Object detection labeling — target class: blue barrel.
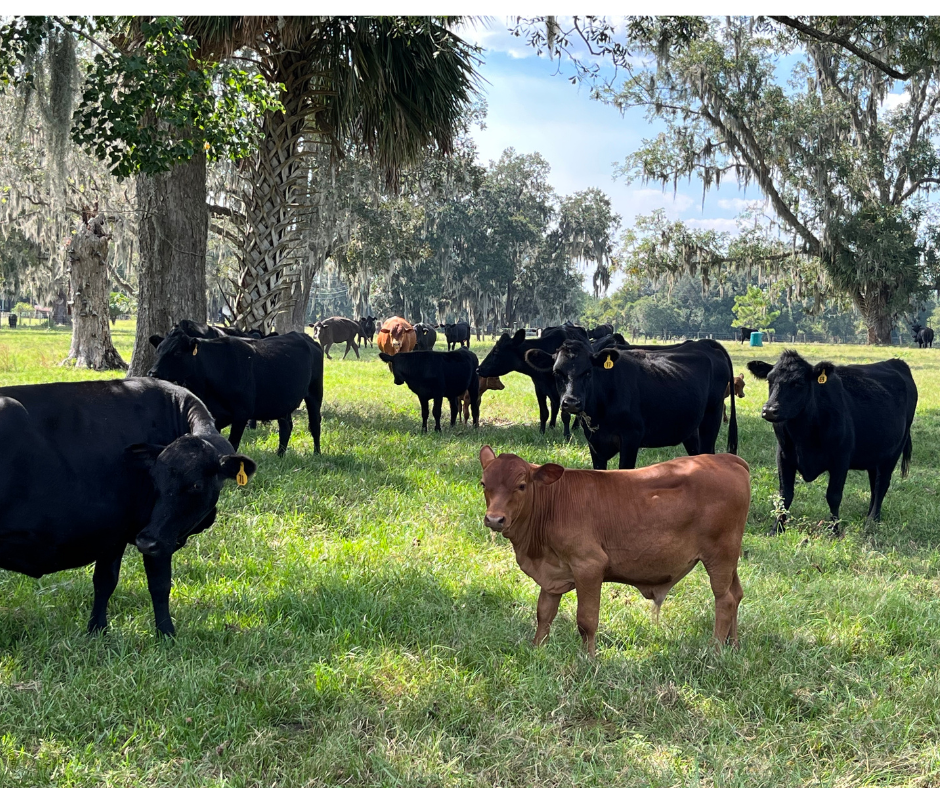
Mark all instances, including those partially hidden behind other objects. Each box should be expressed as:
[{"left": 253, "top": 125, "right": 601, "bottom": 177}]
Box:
[{"left": 749, "top": 331, "right": 763, "bottom": 347}]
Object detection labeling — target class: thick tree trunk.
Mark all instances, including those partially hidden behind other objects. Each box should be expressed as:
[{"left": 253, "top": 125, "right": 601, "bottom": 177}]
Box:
[
  {"left": 856, "top": 287, "right": 895, "bottom": 345},
  {"left": 63, "top": 211, "right": 126, "bottom": 370},
  {"left": 128, "top": 154, "right": 208, "bottom": 377}
]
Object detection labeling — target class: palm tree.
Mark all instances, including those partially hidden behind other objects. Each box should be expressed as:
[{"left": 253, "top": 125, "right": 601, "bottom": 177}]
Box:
[{"left": 187, "top": 16, "right": 480, "bottom": 332}]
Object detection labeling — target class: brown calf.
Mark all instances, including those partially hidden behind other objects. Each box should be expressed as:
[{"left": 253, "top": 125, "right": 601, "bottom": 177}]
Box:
[
  {"left": 479, "top": 446, "right": 749, "bottom": 656},
  {"left": 723, "top": 373, "right": 746, "bottom": 423},
  {"left": 461, "top": 376, "right": 505, "bottom": 422}
]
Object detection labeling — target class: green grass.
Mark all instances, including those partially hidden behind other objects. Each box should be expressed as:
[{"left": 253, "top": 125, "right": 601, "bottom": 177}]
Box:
[{"left": 1, "top": 327, "right": 940, "bottom": 786}]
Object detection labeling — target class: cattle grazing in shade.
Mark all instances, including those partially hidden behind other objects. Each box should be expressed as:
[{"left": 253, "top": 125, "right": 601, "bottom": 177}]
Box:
[
  {"left": 739, "top": 326, "right": 757, "bottom": 344},
  {"left": 748, "top": 350, "right": 917, "bottom": 535},
  {"left": 377, "top": 317, "right": 417, "bottom": 356},
  {"left": 479, "top": 447, "right": 749, "bottom": 655},
  {"left": 0, "top": 378, "right": 257, "bottom": 635},
  {"left": 379, "top": 348, "right": 480, "bottom": 431},
  {"left": 440, "top": 320, "right": 471, "bottom": 350},
  {"left": 526, "top": 339, "right": 737, "bottom": 470},
  {"left": 414, "top": 322, "right": 438, "bottom": 351},
  {"left": 587, "top": 323, "right": 614, "bottom": 340},
  {"left": 7, "top": 314, "right": 16, "bottom": 328},
  {"left": 148, "top": 319, "right": 270, "bottom": 348},
  {"left": 309, "top": 316, "right": 361, "bottom": 359},
  {"left": 461, "top": 375, "right": 505, "bottom": 422},
  {"left": 911, "top": 323, "right": 934, "bottom": 348},
  {"left": 358, "top": 315, "right": 377, "bottom": 347},
  {"left": 149, "top": 330, "right": 323, "bottom": 455},
  {"left": 478, "top": 326, "right": 584, "bottom": 439},
  {"left": 723, "top": 373, "right": 746, "bottom": 423}
]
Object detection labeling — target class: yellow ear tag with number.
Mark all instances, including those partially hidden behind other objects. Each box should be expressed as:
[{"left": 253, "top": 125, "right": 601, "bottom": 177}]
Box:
[
  {"left": 236, "top": 462, "right": 248, "bottom": 486},
  {"left": 818, "top": 372, "right": 827, "bottom": 384},
  {"left": 603, "top": 356, "right": 614, "bottom": 370},
  {"left": 192, "top": 344, "right": 198, "bottom": 356}
]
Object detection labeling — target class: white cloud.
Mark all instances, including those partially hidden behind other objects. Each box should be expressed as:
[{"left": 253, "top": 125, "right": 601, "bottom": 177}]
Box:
[
  {"left": 882, "top": 91, "right": 909, "bottom": 112},
  {"left": 686, "top": 218, "right": 741, "bottom": 233},
  {"left": 717, "top": 197, "right": 764, "bottom": 213}
]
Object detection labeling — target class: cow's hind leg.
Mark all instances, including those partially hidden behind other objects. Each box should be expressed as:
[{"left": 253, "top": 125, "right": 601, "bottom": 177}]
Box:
[
  {"left": 142, "top": 553, "right": 175, "bottom": 636},
  {"left": 825, "top": 464, "right": 849, "bottom": 535},
  {"left": 573, "top": 564, "right": 605, "bottom": 657},
  {"left": 88, "top": 545, "right": 126, "bottom": 633},
  {"left": 534, "top": 589, "right": 562, "bottom": 646},
  {"left": 432, "top": 398, "right": 443, "bottom": 432},
  {"left": 867, "top": 463, "right": 896, "bottom": 522},
  {"left": 682, "top": 433, "right": 702, "bottom": 456},
  {"left": 276, "top": 415, "right": 293, "bottom": 455},
  {"left": 448, "top": 397, "right": 460, "bottom": 427}
]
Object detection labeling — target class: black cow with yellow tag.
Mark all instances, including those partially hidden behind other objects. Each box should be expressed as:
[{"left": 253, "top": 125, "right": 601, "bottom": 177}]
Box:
[
  {"left": 525, "top": 338, "right": 738, "bottom": 470},
  {"left": 0, "top": 378, "right": 256, "bottom": 635},
  {"left": 748, "top": 350, "right": 917, "bottom": 534},
  {"left": 148, "top": 330, "right": 323, "bottom": 455}
]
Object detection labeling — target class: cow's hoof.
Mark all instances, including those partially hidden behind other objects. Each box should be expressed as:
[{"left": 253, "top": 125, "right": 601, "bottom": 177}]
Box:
[
  {"left": 87, "top": 620, "right": 107, "bottom": 635},
  {"left": 157, "top": 623, "right": 176, "bottom": 638}
]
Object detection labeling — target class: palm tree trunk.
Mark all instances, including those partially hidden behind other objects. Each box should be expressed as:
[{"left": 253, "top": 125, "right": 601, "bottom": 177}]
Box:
[
  {"left": 63, "top": 211, "right": 126, "bottom": 370},
  {"left": 128, "top": 153, "right": 208, "bottom": 376}
]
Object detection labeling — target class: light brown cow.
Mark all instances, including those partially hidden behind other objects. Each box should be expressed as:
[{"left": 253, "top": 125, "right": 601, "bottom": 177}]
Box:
[
  {"left": 723, "top": 373, "right": 746, "bottom": 423},
  {"left": 461, "top": 376, "right": 505, "bottom": 422},
  {"left": 377, "top": 317, "right": 416, "bottom": 356},
  {"left": 479, "top": 446, "right": 749, "bottom": 656}
]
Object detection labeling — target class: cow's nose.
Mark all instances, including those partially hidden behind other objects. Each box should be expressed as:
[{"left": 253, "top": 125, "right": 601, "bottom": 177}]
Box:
[
  {"left": 484, "top": 514, "right": 506, "bottom": 531},
  {"left": 761, "top": 404, "right": 780, "bottom": 422},
  {"left": 135, "top": 536, "right": 160, "bottom": 556},
  {"left": 561, "top": 396, "right": 582, "bottom": 413}
]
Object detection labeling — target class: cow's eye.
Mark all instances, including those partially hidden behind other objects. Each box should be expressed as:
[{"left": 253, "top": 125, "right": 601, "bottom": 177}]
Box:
[
  {"left": 192, "top": 481, "right": 204, "bottom": 492},
  {"left": 518, "top": 483, "right": 526, "bottom": 491}
]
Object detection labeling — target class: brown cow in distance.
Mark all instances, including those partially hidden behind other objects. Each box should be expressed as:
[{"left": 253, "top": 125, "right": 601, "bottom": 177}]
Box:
[
  {"left": 461, "top": 376, "right": 504, "bottom": 422},
  {"left": 723, "top": 373, "right": 746, "bottom": 423},
  {"left": 479, "top": 446, "right": 749, "bottom": 656},
  {"left": 377, "top": 317, "right": 416, "bottom": 356},
  {"left": 308, "top": 316, "right": 361, "bottom": 360}
]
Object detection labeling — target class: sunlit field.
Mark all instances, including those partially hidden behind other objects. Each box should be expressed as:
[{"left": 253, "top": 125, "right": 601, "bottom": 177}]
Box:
[{"left": 2, "top": 325, "right": 940, "bottom": 786}]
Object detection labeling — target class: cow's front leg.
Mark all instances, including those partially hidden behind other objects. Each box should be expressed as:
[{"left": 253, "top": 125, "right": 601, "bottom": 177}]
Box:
[
  {"left": 773, "top": 448, "right": 798, "bottom": 536},
  {"left": 432, "top": 398, "right": 443, "bottom": 432},
  {"left": 826, "top": 464, "right": 849, "bottom": 536},
  {"left": 276, "top": 415, "right": 293, "bottom": 455},
  {"left": 88, "top": 546, "right": 126, "bottom": 633},
  {"left": 548, "top": 395, "right": 560, "bottom": 430},
  {"left": 420, "top": 398, "right": 430, "bottom": 432},
  {"left": 536, "top": 394, "right": 549, "bottom": 434},
  {"left": 534, "top": 589, "right": 562, "bottom": 646},
  {"left": 142, "top": 553, "right": 175, "bottom": 636},
  {"left": 573, "top": 565, "right": 605, "bottom": 657},
  {"left": 617, "top": 437, "right": 640, "bottom": 470},
  {"left": 448, "top": 397, "right": 460, "bottom": 426},
  {"left": 228, "top": 420, "right": 249, "bottom": 452}
]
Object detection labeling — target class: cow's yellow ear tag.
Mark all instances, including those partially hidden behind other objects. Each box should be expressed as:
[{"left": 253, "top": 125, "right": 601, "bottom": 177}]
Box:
[
  {"left": 192, "top": 344, "right": 198, "bottom": 356},
  {"left": 818, "top": 372, "right": 827, "bottom": 384},
  {"left": 603, "top": 356, "right": 614, "bottom": 370},
  {"left": 236, "top": 462, "right": 248, "bottom": 486}
]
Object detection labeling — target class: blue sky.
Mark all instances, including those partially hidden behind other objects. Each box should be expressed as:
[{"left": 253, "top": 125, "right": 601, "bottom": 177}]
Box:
[{"left": 459, "top": 20, "right": 762, "bottom": 245}]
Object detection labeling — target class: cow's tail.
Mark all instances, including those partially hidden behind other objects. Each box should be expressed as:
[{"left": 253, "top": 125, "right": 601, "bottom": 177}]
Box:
[
  {"left": 727, "top": 373, "right": 739, "bottom": 455},
  {"left": 901, "top": 427, "right": 912, "bottom": 478}
]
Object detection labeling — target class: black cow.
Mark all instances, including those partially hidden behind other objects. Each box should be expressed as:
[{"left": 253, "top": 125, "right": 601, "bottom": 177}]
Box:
[
  {"left": 414, "top": 322, "right": 438, "bottom": 351},
  {"left": 587, "top": 323, "right": 614, "bottom": 340},
  {"left": 478, "top": 327, "right": 584, "bottom": 439},
  {"left": 358, "top": 315, "right": 377, "bottom": 348},
  {"left": 748, "top": 350, "right": 917, "bottom": 535},
  {"left": 0, "top": 378, "right": 257, "bottom": 634},
  {"left": 526, "top": 339, "right": 738, "bottom": 470},
  {"left": 149, "top": 319, "right": 268, "bottom": 347},
  {"left": 7, "top": 314, "right": 16, "bottom": 329},
  {"left": 739, "top": 327, "right": 757, "bottom": 344},
  {"left": 911, "top": 323, "right": 934, "bottom": 348},
  {"left": 149, "top": 330, "right": 323, "bottom": 455},
  {"left": 440, "top": 321, "right": 471, "bottom": 350},
  {"left": 379, "top": 348, "right": 480, "bottom": 432}
]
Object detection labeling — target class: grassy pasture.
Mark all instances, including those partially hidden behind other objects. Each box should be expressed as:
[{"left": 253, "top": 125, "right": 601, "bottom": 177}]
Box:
[{"left": 1, "top": 326, "right": 940, "bottom": 786}]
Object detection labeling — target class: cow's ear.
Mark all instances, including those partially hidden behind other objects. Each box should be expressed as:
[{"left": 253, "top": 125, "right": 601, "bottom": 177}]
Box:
[
  {"left": 378, "top": 352, "right": 393, "bottom": 363},
  {"left": 812, "top": 361, "right": 835, "bottom": 384},
  {"left": 511, "top": 329, "right": 526, "bottom": 345},
  {"left": 479, "top": 445, "right": 496, "bottom": 468},
  {"left": 125, "top": 443, "right": 165, "bottom": 470},
  {"left": 149, "top": 334, "right": 164, "bottom": 348},
  {"left": 219, "top": 454, "right": 257, "bottom": 485},
  {"left": 525, "top": 348, "right": 554, "bottom": 372},
  {"left": 612, "top": 333, "right": 627, "bottom": 345},
  {"left": 747, "top": 360, "right": 773, "bottom": 379},
  {"left": 533, "top": 463, "right": 564, "bottom": 486},
  {"left": 591, "top": 349, "right": 620, "bottom": 368}
]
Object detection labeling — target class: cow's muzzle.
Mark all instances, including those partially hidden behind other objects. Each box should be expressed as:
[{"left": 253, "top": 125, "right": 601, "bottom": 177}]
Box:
[
  {"left": 484, "top": 514, "right": 506, "bottom": 532},
  {"left": 135, "top": 534, "right": 165, "bottom": 557},
  {"left": 761, "top": 405, "right": 782, "bottom": 423},
  {"left": 560, "top": 396, "right": 583, "bottom": 415}
]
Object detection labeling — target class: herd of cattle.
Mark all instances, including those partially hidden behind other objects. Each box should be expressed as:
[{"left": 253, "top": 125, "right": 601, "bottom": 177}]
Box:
[{"left": 0, "top": 313, "right": 923, "bottom": 654}]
